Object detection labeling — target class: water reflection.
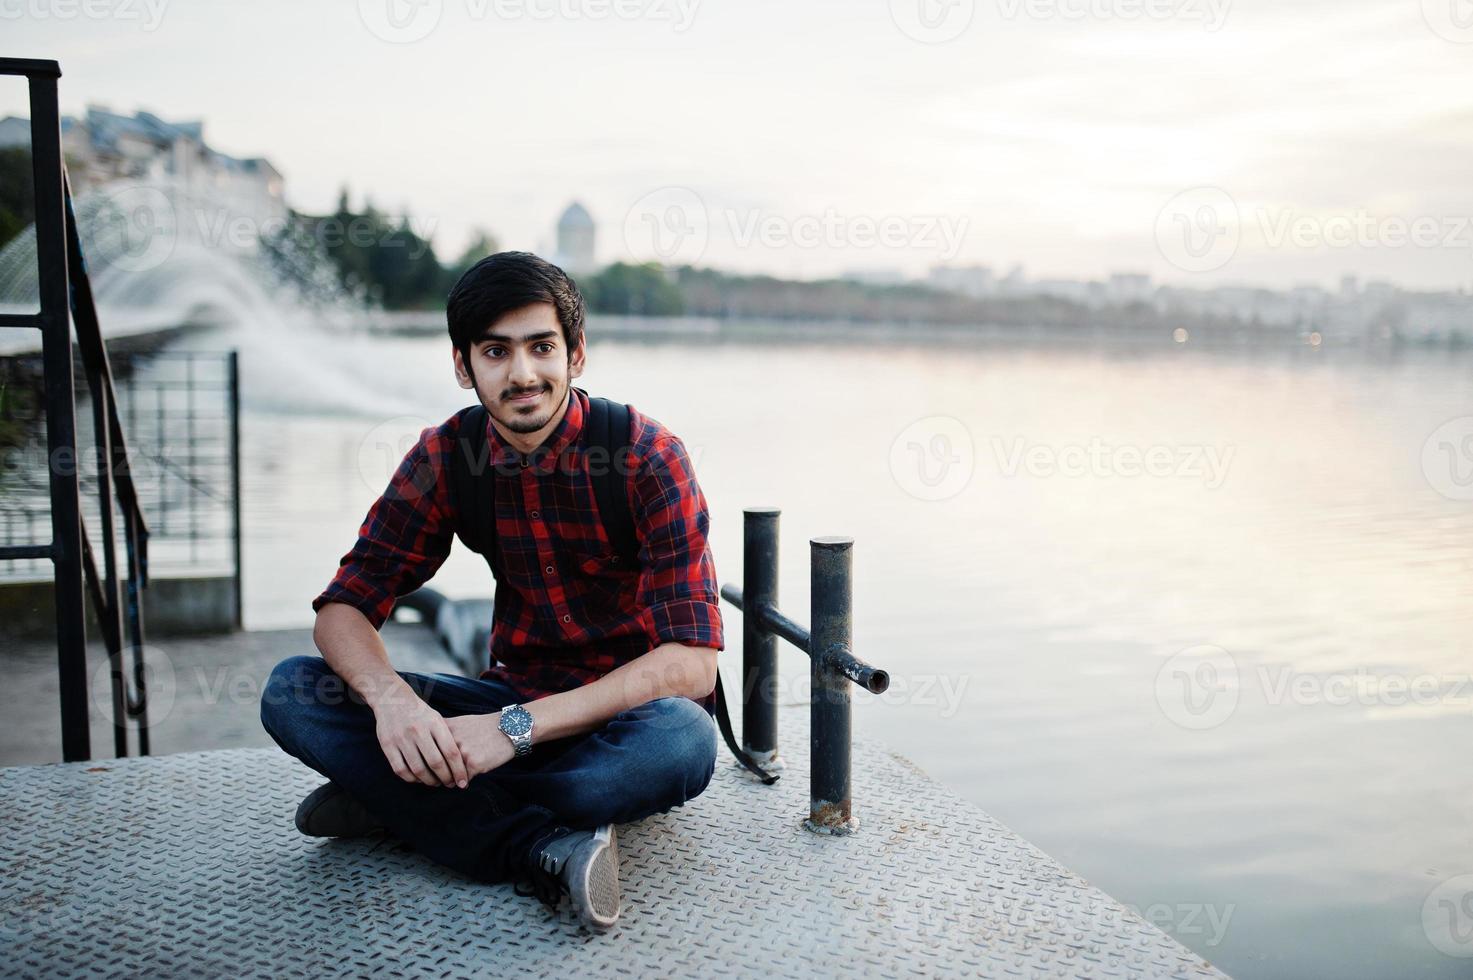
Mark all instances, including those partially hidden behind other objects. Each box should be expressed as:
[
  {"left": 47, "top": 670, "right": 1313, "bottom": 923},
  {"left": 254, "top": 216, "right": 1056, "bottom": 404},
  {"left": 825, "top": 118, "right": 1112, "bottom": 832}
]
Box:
[{"left": 168, "top": 322, "right": 1473, "bottom": 979}]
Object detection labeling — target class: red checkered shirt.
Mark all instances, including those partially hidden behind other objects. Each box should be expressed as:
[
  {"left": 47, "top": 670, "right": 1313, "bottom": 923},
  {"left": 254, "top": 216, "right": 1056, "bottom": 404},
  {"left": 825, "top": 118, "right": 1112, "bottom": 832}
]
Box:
[{"left": 313, "top": 386, "right": 724, "bottom": 714}]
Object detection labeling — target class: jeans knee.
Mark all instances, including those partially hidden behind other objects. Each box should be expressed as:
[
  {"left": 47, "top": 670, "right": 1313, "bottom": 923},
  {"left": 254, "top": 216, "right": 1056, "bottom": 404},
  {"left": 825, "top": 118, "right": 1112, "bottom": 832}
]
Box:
[
  {"left": 648, "top": 697, "right": 718, "bottom": 796},
  {"left": 259, "top": 654, "right": 332, "bottom": 736}
]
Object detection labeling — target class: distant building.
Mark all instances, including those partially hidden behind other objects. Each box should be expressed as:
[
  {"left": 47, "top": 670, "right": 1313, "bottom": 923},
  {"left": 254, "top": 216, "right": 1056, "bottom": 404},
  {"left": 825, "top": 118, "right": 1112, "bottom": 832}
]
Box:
[
  {"left": 1030, "top": 278, "right": 1092, "bottom": 304},
  {"left": 0, "top": 116, "right": 29, "bottom": 150},
  {"left": 1106, "top": 272, "right": 1152, "bottom": 304},
  {"left": 928, "top": 263, "right": 994, "bottom": 298},
  {"left": 554, "top": 201, "right": 596, "bottom": 274},
  {"left": 0, "top": 105, "right": 285, "bottom": 224},
  {"left": 840, "top": 266, "right": 908, "bottom": 285},
  {"left": 998, "top": 264, "right": 1027, "bottom": 295}
]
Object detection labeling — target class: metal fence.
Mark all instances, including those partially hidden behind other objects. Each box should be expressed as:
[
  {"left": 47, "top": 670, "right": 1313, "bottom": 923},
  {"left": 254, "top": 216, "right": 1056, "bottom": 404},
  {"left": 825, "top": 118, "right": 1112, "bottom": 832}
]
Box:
[{"left": 1, "top": 349, "right": 241, "bottom": 593}]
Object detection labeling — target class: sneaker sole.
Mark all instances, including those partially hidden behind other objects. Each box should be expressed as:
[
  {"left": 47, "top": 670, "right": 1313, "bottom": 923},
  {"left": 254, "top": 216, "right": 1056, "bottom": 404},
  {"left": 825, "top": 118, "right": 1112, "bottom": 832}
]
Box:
[{"left": 566, "top": 824, "right": 621, "bottom": 931}]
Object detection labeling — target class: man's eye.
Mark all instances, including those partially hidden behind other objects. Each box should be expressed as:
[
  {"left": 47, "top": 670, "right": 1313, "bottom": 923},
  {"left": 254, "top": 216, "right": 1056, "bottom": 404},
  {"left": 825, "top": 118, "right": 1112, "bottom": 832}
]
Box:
[
  {"left": 483, "top": 347, "right": 504, "bottom": 358},
  {"left": 535, "top": 343, "right": 555, "bottom": 354}
]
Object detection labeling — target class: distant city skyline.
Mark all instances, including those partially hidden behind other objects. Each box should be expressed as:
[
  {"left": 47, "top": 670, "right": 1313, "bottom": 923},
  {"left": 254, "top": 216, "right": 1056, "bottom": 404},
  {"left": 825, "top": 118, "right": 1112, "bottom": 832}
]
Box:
[{"left": 4, "top": 0, "right": 1472, "bottom": 292}]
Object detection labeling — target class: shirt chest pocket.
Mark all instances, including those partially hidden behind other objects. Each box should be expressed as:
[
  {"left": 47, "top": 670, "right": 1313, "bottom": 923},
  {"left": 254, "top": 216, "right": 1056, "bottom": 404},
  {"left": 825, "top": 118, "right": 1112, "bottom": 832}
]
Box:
[
  {"left": 573, "top": 548, "right": 629, "bottom": 577},
  {"left": 568, "top": 548, "right": 635, "bottom": 602}
]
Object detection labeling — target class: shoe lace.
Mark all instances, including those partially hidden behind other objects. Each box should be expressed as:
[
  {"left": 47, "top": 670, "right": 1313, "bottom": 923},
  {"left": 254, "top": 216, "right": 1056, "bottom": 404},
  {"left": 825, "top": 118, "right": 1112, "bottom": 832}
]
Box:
[{"left": 513, "top": 826, "right": 572, "bottom": 911}]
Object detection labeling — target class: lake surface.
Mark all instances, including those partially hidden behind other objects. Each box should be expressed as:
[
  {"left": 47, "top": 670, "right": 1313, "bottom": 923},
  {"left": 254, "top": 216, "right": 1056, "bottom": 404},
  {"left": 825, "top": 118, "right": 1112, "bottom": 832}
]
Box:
[{"left": 164, "top": 320, "right": 1473, "bottom": 979}]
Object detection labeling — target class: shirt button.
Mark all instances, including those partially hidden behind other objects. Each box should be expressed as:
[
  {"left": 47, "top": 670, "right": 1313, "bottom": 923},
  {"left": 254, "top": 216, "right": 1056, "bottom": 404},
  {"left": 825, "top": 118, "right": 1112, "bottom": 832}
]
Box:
[
  {"left": 562, "top": 614, "right": 571, "bottom": 623},
  {"left": 530, "top": 510, "right": 539, "bottom": 520},
  {"left": 545, "top": 565, "right": 554, "bottom": 575}
]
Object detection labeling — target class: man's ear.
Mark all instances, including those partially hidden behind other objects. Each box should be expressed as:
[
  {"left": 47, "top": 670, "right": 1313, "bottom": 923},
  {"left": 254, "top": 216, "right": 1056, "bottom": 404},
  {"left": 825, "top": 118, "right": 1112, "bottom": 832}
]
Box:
[
  {"left": 568, "top": 335, "right": 587, "bottom": 380},
  {"left": 452, "top": 346, "right": 475, "bottom": 389}
]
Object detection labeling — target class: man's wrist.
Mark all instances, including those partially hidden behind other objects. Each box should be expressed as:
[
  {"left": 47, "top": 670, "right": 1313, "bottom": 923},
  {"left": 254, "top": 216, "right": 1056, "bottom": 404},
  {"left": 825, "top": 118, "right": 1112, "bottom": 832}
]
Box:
[{"left": 362, "top": 674, "right": 415, "bottom": 712}]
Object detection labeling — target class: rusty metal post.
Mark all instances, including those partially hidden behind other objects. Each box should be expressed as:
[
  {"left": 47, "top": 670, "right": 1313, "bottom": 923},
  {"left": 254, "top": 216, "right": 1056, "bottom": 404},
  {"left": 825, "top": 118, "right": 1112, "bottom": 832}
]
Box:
[
  {"left": 742, "top": 507, "right": 782, "bottom": 769},
  {"left": 806, "top": 536, "right": 856, "bottom": 835}
]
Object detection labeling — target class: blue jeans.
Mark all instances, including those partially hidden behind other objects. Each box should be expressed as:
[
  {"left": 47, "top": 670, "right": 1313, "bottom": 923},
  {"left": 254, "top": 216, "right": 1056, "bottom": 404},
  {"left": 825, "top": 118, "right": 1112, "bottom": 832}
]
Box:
[{"left": 259, "top": 654, "right": 718, "bottom": 883}]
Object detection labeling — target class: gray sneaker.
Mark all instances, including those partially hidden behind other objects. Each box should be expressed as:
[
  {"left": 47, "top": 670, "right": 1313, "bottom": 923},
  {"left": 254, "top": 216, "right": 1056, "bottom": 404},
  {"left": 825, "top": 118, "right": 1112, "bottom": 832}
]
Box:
[
  {"left": 515, "top": 823, "right": 622, "bottom": 931},
  {"left": 294, "top": 781, "right": 388, "bottom": 838}
]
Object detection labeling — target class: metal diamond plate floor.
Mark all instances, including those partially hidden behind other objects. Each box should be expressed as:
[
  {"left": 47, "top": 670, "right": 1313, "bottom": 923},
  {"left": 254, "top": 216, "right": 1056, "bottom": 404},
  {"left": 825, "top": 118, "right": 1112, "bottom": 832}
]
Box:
[{"left": 0, "top": 734, "right": 1227, "bottom": 978}]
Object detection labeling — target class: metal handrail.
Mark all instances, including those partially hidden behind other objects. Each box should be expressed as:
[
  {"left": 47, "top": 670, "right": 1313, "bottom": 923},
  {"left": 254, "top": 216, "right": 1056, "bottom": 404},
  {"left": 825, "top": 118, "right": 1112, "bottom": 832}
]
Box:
[
  {"left": 718, "top": 587, "right": 889, "bottom": 694},
  {"left": 1, "top": 57, "right": 153, "bottom": 760},
  {"left": 719, "top": 509, "right": 889, "bottom": 836}
]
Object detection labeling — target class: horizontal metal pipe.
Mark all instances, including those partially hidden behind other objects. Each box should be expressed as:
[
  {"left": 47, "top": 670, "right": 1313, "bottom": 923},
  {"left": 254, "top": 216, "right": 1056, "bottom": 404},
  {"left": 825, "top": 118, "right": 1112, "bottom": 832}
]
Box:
[
  {"left": 720, "top": 584, "right": 888, "bottom": 694},
  {"left": 0, "top": 58, "right": 62, "bottom": 77},
  {"left": 0, "top": 543, "right": 53, "bottom": 560},
  {"left": 822, "top": 645, "right": 890, "bottom": 694},
  {"left": 755, "top": 602, "right": 810, "bottom": 653}
]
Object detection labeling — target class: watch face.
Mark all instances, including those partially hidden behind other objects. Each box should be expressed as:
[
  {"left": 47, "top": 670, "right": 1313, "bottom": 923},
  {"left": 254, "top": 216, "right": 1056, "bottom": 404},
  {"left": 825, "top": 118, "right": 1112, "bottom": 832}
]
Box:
[{"left": 501, "top": 706, "right": 533, "bottom": 737}]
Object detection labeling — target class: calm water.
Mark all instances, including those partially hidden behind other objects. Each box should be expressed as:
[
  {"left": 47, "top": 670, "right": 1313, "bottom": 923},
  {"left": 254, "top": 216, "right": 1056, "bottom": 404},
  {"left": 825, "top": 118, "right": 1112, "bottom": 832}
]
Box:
[{"left": 168, "top": 321, "right": 1473, "bottom": 979}]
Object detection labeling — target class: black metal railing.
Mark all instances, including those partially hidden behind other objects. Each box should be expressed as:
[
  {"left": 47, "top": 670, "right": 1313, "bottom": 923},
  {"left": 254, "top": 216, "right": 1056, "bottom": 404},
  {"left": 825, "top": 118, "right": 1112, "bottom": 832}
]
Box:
[
  {"left": 720, "top": 507, "right": 890, "bottom": 835},
  {"left": 2, "top": 352, "right": 242, "bottom": 591},
  {"left": 0, "top": 57, "right": 152, "bottom": 761}
]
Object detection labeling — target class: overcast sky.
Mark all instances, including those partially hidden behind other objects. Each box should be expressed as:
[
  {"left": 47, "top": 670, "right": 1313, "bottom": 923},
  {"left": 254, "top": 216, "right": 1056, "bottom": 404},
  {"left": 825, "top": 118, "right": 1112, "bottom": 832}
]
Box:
[{"left": 5, "top": 0, "right": 1472, "bottom": 290}]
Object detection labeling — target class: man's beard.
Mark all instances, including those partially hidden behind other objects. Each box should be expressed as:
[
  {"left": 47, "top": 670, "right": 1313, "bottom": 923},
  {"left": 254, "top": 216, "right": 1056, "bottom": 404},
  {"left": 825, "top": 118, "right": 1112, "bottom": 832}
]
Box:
[{"left": 495, "top": 382, "right": 558, "bottom": 433}]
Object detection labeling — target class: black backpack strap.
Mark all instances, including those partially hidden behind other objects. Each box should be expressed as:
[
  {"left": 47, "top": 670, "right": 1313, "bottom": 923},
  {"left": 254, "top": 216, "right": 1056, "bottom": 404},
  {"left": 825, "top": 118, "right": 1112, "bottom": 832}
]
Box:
[
  {"left": 585, "top": 395, "right": 779, "bottom": 785},
  {"left": 714, "top": 673, "right": 779, "bottom": 784},
  {"left": 585, "top": 397, "right": 639, "bottom": 563},
  {"left": 447, "top": 404, "right": 502, "bottom": 578}
]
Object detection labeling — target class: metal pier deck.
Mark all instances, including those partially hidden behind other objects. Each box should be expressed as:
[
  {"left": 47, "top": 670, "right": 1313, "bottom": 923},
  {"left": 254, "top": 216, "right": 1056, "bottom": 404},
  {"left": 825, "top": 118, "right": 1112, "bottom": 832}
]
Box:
[{"left": 1, "top": 730, "right": 1226, "bottom": 978}]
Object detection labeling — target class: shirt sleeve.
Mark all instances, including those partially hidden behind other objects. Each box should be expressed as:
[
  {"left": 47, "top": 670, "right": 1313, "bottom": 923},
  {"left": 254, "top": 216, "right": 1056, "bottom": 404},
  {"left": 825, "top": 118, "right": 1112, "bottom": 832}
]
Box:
[
  {"left": 311, "top": 425, "right": 454, "bottom": 630},
  {"left": 630, "top": 434, "right": 725, "bottom": 652}
]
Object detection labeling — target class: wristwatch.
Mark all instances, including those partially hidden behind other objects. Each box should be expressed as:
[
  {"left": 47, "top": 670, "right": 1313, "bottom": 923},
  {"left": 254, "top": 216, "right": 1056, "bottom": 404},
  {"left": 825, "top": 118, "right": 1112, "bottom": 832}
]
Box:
[{"left": 498, "top": 703, "right": 535, "bottom": 757}]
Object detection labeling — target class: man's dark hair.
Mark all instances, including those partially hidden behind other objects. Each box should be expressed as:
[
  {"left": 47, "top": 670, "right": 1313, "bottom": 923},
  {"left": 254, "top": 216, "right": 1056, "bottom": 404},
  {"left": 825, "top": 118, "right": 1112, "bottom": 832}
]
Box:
[{"left": 446, "top": 251, "right": 586, "bottom": 377}]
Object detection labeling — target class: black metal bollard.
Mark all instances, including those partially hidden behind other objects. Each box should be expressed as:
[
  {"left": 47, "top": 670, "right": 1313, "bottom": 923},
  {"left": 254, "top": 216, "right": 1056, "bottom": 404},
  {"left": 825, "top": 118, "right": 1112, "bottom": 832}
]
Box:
[
  {"left": 807, "top": 536, "right": 857, "bottom": 835},
  {"left": 720, "top": 511, "right": 887, "bottom": 833},
  {"left": 741, "top": 507, "right": 782, "bottom": 770}
]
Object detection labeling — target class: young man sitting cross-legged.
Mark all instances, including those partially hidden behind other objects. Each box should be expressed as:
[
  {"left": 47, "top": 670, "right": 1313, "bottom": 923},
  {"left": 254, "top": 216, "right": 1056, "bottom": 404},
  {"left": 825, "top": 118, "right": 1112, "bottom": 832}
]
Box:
[{"left": 259, "top": 251, "right": 724, "bottom": 931}]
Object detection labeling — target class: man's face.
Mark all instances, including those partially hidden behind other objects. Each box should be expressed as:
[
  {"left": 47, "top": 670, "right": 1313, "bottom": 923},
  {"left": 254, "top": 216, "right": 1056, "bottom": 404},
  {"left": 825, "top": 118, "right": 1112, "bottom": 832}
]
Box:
[{"left": 453, "top": 302, "right": 585, "bottom": 437}]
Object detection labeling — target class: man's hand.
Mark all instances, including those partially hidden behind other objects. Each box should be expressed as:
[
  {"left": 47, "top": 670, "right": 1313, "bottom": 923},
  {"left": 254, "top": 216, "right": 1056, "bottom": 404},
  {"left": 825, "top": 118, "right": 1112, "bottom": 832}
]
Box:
[
  {"left": 445, "top": 712, "right": 518, "bottom": 780},
  {"left": 372, "top": 691, "right": 470, "bottom": 789}
]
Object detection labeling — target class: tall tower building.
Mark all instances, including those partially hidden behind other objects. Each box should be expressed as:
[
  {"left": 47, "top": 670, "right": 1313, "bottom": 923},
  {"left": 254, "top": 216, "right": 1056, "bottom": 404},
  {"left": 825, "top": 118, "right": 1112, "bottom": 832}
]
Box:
[{"left": 554, "top": 201, "right": 596, "bottom": 274}]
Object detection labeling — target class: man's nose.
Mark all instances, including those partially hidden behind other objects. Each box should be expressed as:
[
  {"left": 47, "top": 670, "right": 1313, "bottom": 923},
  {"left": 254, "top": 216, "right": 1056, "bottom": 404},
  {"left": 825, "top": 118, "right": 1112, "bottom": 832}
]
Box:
[{"left": 507, "top": 348, "right": 539, "bottom": 387}]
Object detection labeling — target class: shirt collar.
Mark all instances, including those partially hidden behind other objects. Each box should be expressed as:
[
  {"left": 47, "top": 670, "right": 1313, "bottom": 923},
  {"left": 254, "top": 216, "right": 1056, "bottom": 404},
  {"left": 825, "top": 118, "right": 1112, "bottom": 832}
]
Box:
[{"left": 486, "top": 385, "right": 588, "bottom": 472}]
